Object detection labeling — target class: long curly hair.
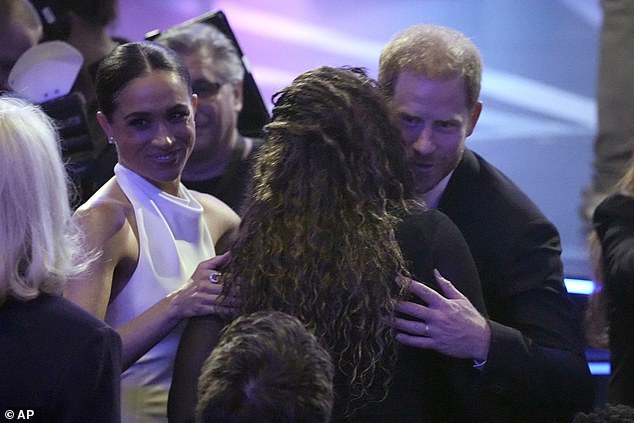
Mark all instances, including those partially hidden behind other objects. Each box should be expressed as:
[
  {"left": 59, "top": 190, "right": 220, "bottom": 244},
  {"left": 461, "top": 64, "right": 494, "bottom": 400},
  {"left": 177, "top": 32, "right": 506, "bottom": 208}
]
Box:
[{"left": 221, "top": 66, "right": 415, "bottom": 417}]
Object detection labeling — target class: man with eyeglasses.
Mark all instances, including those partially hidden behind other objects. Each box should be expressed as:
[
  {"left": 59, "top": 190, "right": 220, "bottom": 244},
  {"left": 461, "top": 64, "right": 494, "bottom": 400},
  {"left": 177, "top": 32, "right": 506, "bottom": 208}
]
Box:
[{"left": 157, "top": 23, "right": 262, "bottom": 214}]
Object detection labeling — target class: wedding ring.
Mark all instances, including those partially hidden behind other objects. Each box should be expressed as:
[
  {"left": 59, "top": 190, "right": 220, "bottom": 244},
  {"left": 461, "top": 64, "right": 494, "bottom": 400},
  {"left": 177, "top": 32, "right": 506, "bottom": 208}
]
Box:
[
  {"left": 424, "top": 323, "right": 430, "bottom": 336},
  {"left": 209, "top": 272, "right": 222, "bottom": 284}
]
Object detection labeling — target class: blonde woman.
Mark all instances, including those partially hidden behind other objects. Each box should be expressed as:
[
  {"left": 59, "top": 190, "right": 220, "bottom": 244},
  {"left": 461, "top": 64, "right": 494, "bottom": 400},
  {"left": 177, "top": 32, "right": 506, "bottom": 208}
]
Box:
[{"left": 0, "top": 95, "right": 121, "bottom": 422}]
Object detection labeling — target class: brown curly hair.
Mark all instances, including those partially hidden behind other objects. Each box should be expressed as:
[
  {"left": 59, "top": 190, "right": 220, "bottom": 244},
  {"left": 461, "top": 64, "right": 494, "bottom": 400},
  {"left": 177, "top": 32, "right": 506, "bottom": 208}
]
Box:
[{"left": 221, "top": 66, "right": 415, "bottom": 417}]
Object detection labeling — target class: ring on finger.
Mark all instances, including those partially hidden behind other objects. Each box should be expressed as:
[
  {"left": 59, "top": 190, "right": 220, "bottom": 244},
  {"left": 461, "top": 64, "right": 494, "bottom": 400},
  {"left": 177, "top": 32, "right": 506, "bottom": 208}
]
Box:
[
  {"left": 424, "top": 323, "right": 430, "bottom": 336},
  {"left": 209, "top": 272, "right": 222, "bottom": 284}
]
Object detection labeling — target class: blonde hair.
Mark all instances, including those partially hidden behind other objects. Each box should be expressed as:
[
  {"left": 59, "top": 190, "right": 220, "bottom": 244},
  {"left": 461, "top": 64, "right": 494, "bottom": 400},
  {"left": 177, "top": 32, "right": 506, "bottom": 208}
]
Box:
[{"left": 0, "top": 96, "right": 88, "bottom": 304}]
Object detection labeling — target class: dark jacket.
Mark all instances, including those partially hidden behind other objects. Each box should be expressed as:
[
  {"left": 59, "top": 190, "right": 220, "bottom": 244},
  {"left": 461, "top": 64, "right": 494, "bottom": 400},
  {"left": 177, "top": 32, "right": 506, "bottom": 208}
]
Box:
[
  {"left": 593, "top": 192, "right": 634, "bottom": 406},
  {"left": 0, "top": 294, "right": 122, "bottom": 423},
  {"left": 437, "top": 149, "right": 593, "bottom": 422}
]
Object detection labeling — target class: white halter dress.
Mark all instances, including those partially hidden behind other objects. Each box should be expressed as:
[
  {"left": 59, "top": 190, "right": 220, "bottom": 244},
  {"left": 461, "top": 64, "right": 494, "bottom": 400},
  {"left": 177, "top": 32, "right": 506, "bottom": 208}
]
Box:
[{"left": 105, "top": 164, "right": 215, "bottom": 422}]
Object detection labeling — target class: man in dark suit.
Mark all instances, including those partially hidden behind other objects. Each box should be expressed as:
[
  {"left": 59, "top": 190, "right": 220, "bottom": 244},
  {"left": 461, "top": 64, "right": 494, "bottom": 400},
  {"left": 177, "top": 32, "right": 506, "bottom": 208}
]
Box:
[{"left": 380, "top": 24, "right": 594, "bottom": 422}]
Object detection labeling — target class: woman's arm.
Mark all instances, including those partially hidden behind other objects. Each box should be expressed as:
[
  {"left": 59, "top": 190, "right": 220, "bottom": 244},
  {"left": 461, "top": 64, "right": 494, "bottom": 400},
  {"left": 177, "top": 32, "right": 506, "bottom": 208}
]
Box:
[
  {"left": 168, "top": 315, "right": 227, "bottom": 423},
  {"left": 65, "top": 200, "right": 235, "bottom": 369},
  {"left": 64, "top": 201, "right": 130, "bottom": 320}
]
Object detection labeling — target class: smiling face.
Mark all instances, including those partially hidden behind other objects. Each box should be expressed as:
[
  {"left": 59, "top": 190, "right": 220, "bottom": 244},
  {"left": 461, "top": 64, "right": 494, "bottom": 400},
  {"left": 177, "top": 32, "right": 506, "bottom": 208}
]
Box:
[
  {"left": 97, "top": 70, "right": 197, "bottom": 195},
  {"left": 182, "top": 48, "right": 242, "bottom": 159},
  {"left": 390, "top": 71, "right": 481, "bottom": 196}
]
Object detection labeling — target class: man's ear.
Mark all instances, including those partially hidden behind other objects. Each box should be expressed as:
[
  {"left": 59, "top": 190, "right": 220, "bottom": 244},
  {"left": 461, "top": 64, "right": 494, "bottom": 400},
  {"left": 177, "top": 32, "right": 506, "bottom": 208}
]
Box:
[
  {"left": 232, "top": 81, "right": 244, "bottom": 113},
  {"left": 466, "top": 101, "right": 483, "bottom": 137},
  {"left": 96, "top": 111, "right": 113, "bottom": 139}
]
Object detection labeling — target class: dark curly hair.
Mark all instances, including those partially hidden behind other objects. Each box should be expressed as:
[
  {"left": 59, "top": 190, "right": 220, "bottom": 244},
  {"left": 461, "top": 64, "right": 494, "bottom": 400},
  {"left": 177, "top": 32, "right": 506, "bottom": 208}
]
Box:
[
  {"left": 196, "top": 311, "right": 335, "bottom": 423},
  {"left": 221, "top": 66, "right": 415, "bottom": 417}
]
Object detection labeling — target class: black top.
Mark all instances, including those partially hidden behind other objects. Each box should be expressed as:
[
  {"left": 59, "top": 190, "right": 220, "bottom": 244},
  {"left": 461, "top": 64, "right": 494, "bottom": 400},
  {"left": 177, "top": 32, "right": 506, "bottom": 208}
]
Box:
[
  {"left": 593, "top": 192, "right": 634, "bottom": 406},
  {"left": 438, "top": 149, "right": 593, "bottom": 422},
  {"left": 182, "top": 136, "right": 263, "bottom": 214},
  {"left": 345, "top": 206, "right": 487, "bottom": 422},
  {"left": 167, "top": 205, "right": 488, "bottom": 423},
  {"left": 0, "top": 294, "right": 122, "bottom": 422}
]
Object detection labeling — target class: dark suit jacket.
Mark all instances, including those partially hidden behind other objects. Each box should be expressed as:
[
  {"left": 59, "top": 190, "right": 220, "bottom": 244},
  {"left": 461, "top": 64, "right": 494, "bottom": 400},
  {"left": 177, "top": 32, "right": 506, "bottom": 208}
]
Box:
[
  {"left": 0, "top": 294, "right": 122, "bottom": 423},
  {"left": 345, "top": 206, "right": 488, "bottom": 422},
  {"left": 593, "top": 193, "right": 634, "bottom": 406},
  {"left": 437, "top": 149, "right": 593, "bottom": 422}
]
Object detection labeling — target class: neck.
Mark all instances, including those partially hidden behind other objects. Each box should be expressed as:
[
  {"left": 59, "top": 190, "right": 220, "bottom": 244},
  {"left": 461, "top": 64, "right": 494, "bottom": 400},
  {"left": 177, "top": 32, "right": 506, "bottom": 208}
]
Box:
[{"left": 417, "top": 171, "right": 453, "bottom": 209}]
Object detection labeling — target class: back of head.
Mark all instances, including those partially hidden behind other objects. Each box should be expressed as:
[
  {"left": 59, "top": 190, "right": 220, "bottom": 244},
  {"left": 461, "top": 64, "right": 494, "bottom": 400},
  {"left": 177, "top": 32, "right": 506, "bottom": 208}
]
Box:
[
  {"left": 222, "top": 66, "right": 411, "bottom": 416},
  {"left": 28, "top": 0, "right": 117, "bottom": 41},
  {"left": 572, "top": 404, "right": 634, "bottom": 422},
  {"left": 0, "top": 95, "right": 76, "bottom": 304},
  {"left": 95, "top": 41, "right": 191, "bottom": 118},
  {"left": 155, "top": 22, "right": 244, "bottom": 85},
  {"left": 66, "top": 0, "right": 118, "bottom": 27},
  {"left": 196, "top": 311, "right": 334, "bottom": 423},
  {"left": 378, "top": 24, "right": 482, "bottom": 108},
  {"left": 259, "top": 66, "right": 414, "bottom": 210},
  {"left": 0, "top": 0, "right": 42, "bottom": 30},
  {"left": 0, "top": 0, "right": 43, "bottom": 91}
]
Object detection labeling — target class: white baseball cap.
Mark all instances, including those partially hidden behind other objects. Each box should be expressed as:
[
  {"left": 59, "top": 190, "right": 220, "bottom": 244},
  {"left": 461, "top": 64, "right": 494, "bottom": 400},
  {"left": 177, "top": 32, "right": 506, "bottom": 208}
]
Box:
[{"left": 8, "top": 40, "right": 83, "bottom": 103}]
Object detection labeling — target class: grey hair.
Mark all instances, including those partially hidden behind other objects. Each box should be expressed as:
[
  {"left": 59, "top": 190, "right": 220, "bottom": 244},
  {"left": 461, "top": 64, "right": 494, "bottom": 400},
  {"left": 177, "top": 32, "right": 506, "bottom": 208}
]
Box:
[
  {"left": 0, "top": 95, "right": 91, "bottom": 304},
  {"left": 156, "top": 22, "right": 245, "bottom": 84}
]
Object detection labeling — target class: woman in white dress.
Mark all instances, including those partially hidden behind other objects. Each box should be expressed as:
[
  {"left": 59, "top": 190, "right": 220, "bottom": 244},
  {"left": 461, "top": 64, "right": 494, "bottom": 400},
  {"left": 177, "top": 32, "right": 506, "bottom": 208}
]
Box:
[{"left": 64, "top": 41, "right": 240, "bottom": 422}]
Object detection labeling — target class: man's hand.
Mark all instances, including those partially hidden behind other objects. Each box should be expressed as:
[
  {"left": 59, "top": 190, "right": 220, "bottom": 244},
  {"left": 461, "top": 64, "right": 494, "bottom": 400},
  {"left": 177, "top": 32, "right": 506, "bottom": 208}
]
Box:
[{"left": 392, "top": 269, "right": 491, "bottom": 360}]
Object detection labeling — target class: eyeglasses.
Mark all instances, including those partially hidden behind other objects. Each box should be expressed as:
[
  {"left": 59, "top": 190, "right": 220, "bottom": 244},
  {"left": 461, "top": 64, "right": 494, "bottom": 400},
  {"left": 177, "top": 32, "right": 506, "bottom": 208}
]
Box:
[{"left": 192, "top": 80, "right": 228, "bottom": 99}]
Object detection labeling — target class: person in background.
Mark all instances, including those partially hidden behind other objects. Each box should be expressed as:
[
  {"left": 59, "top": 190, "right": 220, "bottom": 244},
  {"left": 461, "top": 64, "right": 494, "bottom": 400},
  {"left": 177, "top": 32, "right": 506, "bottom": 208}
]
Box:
[
  {"left": 156, "top": 23, "right": 263, "bottom": 214},
  {"left": 169, "top": 66, "right": 488, "bottom": 423},
  {"left": 581, "top": 0, "right": 634, "bottom": 227},
  {"left": 196, "top": 311, "right": 335, "bottom": 423},
  {"left": 0, "top": 0, "right": 42, "bottom": 93},
  {"left": 592, "top": 159, "right": 634, "bottom": 407},
  {"left": 0, "top": 95, "right": 121, "bottom": 423},
  {"left": 63, "top": 41, "right": 240, "bottom": 422},
  {"left": 29, "top": 0, "right": 123, "bottom": 104},
  {"left": 378, "top": 24, "right": 594, "bottom": 421},
  {"left": 28, "top": 0, "right": 127, "bottom": 201},
  {"left": 572, "top": 403, "right": 634, "bottom": 423}
]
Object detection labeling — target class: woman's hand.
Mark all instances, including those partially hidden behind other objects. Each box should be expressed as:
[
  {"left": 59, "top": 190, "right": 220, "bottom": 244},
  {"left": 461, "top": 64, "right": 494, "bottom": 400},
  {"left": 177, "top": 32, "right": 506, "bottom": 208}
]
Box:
[{"left": 166, "top": 253, "right": 240, "bottom": 319}]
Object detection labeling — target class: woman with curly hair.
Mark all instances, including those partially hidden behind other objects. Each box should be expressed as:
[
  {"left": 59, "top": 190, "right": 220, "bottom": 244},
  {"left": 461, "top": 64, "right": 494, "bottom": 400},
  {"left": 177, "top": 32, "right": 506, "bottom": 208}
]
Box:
[{"left": 169, "top": 66, "right": 487, "bottom": 423}]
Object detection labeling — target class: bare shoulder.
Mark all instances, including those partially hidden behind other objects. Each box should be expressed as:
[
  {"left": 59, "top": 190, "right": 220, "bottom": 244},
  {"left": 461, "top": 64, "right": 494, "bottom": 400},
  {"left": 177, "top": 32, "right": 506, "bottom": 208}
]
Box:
[
  {"left": 190, "top": 190, "right": 240, "bottom": 226},
  {"left": 73, "top": 179, "right": 136, "bottom": 247},
  {"left": 190, "top": 191, "right": 240, "bottom": 253}
]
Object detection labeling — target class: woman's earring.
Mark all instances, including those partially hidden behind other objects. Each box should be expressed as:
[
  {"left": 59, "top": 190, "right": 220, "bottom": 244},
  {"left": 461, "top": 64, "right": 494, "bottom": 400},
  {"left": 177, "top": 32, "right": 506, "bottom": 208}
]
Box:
[{"left": 108, "top": 136, "right": 115, "bottom": 144}]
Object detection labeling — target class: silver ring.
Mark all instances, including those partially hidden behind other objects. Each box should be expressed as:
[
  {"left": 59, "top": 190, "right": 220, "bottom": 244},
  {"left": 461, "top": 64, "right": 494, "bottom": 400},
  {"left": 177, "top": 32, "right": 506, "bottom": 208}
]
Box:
[
  {"left": 424, "top": 323, "right": 430, "bottom": 336},
  {"left": 209, "top": 272, "right": 222, "bottom": 284}
]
